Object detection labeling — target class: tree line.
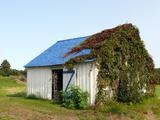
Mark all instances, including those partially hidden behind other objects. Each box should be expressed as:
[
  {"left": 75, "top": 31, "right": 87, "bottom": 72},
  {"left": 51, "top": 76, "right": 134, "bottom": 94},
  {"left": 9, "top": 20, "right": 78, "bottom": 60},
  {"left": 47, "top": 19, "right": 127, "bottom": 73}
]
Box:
[
  {"left": 154, "top": 68, "right": 160, "bottom": 84},
  {"left": 0, "top": 59, "right": 26, "bottom": 79}
]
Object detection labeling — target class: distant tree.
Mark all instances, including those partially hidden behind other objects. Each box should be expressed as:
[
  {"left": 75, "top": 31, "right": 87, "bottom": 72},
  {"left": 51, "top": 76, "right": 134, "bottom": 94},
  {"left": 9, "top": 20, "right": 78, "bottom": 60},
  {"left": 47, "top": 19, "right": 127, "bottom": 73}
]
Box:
[
  {"left": 154, "top": 68, "right": 160, "bottom": 84},
  {"left": 10, "top": 69, "right": 20, "bottom": 76},
  {"left": 0, "top": 60, "right": 11, "bottom": 76},
  {"left": 156, "top": 68, "right": 160, "bottom": 72},
  {"left": 0, "top": 60, "right": 27, "bottom": 82},
  {"left": 19, "top": 69, "right": 27, "bottom": 77}
]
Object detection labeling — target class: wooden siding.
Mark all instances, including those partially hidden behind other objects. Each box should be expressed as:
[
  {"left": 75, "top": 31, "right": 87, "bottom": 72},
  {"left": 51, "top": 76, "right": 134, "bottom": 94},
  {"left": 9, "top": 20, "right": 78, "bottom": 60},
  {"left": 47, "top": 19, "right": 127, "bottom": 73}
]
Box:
[
  {"left": 75, "top": 63, "right": 98, "bottom": 105},
  {"left": 63, "top": 62, "right": 98, "bottom": 105},
  {"left": 27, "top": 62, "right": 98, "bottom": 105},
  {"left": 27, "top": 67, "right": 52, "bottom": 99}
]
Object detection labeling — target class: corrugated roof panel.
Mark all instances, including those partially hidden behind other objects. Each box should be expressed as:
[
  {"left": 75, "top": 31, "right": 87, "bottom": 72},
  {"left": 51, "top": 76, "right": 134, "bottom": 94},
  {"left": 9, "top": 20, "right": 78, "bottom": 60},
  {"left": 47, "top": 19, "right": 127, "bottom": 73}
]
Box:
[{"left": 25, "top": 36, "right": 90, "bottom": 68}]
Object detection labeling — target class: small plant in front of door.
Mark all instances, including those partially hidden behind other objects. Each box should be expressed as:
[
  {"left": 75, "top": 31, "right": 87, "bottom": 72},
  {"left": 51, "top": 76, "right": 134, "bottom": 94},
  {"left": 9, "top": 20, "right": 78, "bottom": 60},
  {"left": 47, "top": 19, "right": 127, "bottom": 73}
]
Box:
[{"left": 61, "top": 86, "right": 89, "bottom": 109}]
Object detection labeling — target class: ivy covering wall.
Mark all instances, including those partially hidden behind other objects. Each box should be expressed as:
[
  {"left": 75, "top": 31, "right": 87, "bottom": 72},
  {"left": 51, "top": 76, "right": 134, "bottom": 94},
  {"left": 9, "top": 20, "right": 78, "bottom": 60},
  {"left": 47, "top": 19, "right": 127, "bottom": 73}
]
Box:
[{"left": 65, "top": 24, "right": 155, "bottom": 106}]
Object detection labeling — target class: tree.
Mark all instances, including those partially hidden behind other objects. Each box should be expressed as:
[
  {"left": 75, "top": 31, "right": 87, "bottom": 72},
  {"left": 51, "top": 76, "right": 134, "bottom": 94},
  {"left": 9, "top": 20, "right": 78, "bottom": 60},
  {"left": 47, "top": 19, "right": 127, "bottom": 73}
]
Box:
[
  {"left": 0, "top": 60, "right": 11, "bottom": 76},
  {"left": 153, "top": 68, "right": 160, "bottom": 84}
]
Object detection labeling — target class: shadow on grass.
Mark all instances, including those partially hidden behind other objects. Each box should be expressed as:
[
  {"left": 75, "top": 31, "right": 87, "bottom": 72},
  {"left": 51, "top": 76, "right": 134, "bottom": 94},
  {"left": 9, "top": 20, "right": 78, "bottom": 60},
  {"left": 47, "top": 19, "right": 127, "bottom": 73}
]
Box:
[
  {"left": 7, "top": 92, "right": 44, "bottom": 100},
  {"left": 7, "top": 92, "right": 27, "bottom": 98},
  {"left": 7, "top": 92, "right": 61, "bottom": 105}
]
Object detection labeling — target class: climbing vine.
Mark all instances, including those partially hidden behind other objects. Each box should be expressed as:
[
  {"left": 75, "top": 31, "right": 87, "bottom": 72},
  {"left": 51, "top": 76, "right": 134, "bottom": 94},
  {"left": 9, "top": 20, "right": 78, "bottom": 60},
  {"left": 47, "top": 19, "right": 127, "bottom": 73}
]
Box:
[{"left": 65, "top": 24, "right": 155, "bottom": 106}]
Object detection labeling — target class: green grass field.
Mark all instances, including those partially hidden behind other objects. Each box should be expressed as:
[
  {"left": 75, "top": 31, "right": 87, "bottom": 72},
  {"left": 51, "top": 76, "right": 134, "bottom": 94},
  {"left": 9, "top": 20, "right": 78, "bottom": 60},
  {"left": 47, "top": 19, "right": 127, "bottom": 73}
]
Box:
[{"left": 0, "top": 76, "right": 160, "bottom": 120}]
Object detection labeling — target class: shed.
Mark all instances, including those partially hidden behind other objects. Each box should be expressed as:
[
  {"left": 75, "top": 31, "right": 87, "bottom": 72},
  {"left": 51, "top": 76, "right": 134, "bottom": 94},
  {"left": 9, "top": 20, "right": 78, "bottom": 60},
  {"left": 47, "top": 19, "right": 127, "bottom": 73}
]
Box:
[{"left": 25, "top": 36, "right": 98, "bottom": 105}]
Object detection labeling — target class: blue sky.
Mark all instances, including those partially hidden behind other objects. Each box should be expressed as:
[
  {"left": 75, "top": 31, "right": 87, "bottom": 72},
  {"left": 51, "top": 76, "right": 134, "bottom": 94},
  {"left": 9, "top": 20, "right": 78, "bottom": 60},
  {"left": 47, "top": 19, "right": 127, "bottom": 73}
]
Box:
[{"left": 0, "top": 0, "right": 159, "bottom": 69}]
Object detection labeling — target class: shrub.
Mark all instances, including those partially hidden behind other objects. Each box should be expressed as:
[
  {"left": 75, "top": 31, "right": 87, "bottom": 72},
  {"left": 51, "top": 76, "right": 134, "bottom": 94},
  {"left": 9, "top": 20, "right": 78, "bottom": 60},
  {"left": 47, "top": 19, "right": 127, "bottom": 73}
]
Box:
[
  {"left": 61, "top": 86, "right": 89, "bottom": 109},
  {"left": 10, "top": 69, "right": 20, "bottom": 76},
  {"left": 27, "top": 94, "right": 39, "bottom": 99},
  {"left": 19, "top": 75, "right": 27, "bottom": 82},
  {"left": 8, "top": 92, "right": 27, "bottom": 98}
]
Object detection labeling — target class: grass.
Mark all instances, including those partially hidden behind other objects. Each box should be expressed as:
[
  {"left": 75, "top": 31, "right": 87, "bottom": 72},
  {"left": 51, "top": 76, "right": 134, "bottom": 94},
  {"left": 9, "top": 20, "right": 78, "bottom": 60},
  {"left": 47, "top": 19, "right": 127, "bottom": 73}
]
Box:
[{"left": 0, "top": 76, "right": 160, "bottom": 120}]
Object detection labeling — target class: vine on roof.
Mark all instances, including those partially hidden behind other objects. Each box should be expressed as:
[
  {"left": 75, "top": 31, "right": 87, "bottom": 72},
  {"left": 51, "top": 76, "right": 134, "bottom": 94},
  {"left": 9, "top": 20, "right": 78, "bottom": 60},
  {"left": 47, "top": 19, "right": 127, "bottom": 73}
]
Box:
[{"left": 65, "top": 23, "right": 155, "bottom": 107}]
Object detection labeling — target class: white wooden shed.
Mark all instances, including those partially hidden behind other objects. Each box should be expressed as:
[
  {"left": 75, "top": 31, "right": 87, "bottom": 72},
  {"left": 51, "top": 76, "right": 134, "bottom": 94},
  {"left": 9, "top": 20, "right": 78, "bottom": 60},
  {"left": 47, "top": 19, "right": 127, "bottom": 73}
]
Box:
[{"left": 25, "top": 36, "right": 98, "bottom": 105}]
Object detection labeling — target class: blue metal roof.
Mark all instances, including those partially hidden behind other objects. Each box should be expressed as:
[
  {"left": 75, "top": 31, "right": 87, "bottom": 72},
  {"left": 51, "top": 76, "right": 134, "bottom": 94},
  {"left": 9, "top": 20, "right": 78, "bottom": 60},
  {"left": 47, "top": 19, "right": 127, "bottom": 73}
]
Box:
[{"left": 25, "top": 36, "right": 90, "bottom": 68}]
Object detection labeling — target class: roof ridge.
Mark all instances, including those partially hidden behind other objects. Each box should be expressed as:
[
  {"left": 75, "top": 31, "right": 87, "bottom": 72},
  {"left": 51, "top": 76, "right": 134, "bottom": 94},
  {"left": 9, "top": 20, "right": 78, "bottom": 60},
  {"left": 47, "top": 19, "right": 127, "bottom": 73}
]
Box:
[{"left": 57, "top": 36, "right": 90, "bottom": 42}]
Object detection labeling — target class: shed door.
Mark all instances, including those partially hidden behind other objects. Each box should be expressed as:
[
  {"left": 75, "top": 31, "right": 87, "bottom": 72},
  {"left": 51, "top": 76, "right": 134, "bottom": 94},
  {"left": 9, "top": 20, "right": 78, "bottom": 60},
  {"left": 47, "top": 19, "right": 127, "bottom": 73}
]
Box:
[{"left": 52, "top": 69, "right": 63, "bottom": 101}]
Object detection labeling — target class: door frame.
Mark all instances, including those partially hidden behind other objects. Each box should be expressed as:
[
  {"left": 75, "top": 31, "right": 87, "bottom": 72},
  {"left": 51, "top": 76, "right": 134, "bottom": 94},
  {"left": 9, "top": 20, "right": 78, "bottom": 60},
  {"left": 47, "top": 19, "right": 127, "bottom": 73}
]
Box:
[{"left": 52, "top": 69, "right": 63, "bottom": 100}]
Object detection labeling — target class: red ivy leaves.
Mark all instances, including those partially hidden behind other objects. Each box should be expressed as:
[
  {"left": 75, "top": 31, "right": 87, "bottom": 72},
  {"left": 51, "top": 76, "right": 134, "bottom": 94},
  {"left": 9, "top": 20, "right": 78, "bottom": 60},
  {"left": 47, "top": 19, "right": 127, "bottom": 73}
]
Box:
[{"left": 65, "top": 23, "right": 133, "bottom": 57}]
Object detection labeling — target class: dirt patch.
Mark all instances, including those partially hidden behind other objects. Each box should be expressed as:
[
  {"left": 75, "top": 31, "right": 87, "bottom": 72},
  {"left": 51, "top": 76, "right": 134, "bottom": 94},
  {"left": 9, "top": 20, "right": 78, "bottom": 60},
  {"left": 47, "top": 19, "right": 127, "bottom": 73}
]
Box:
[
  {"left": 79, "top": 111, "right": 132, "bottom": 120},
  {"left": 0, "top": 105, "right": 78, "bottom": 120},
  {"left": 144, "top": 111, "right": 159, "bottom": 120}
]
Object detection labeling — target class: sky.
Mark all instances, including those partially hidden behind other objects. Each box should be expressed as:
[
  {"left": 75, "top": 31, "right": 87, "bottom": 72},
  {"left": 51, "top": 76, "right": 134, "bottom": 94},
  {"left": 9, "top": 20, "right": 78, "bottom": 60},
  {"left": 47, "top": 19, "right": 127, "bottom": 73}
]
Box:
[{"left": 0, "top": 0, "right": 159, "bottom": 70}]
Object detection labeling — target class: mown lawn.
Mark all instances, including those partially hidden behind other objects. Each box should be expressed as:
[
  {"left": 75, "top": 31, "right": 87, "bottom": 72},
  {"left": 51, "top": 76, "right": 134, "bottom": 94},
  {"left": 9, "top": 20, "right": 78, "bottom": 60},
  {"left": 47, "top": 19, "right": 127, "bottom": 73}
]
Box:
[{"left": 0, "top": 76, "right": 160, "bottom": 120}]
